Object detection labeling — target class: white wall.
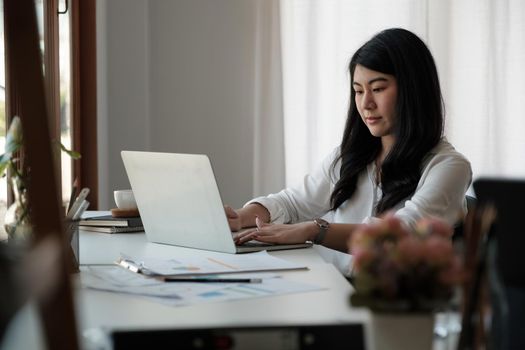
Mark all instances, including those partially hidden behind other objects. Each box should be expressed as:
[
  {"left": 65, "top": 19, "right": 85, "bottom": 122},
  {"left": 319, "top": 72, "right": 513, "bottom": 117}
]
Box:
[{"left": 97, "top": 0, "right": 258, "bottom": 209}]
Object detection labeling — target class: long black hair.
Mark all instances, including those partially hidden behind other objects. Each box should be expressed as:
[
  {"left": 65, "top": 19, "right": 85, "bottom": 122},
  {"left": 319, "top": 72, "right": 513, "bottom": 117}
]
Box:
[{"left": 330, "top": 28, "right": 444, "bottom": 213}]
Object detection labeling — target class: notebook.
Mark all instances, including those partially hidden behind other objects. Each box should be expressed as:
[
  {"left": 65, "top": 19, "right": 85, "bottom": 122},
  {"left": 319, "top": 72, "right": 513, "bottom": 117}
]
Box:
[
  {"left": 79, "top": 215, "right": 142, "bottom": 227},
  {"left": 79, "top": 225, "right": 145, "bottom": 234},
  {"left": 473, "top": 178, "right": 525, "bottom": 287},
  {"left": 121, "top": 151, "right": 312, "bottom": 254}
]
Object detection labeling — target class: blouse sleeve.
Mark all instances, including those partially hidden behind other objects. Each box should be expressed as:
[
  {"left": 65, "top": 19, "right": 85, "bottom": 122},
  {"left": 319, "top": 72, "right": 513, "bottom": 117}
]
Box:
[
  {"left": 394, "top": 149, "right": 472, "bottom": 229},
  {"left": 245, "top": 148, "right": 340, "bottom": 224}
]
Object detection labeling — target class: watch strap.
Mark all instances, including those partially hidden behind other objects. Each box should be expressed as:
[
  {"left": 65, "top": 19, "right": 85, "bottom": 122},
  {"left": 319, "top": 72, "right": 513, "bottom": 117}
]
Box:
[{"left": 313, "top": 218, "right": 329, "bottom": 244}]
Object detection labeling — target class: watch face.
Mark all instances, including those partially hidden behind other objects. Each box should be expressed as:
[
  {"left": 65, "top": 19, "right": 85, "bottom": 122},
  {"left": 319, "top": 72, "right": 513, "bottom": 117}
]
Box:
[{"left": 315, "top": 218, "right": 329, "bottom": 229}]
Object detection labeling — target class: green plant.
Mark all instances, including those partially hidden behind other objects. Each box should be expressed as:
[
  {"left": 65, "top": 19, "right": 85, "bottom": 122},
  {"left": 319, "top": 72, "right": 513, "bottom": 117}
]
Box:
[
  {"left": 0, "top": 103, "right": 6, "bottom": 136},
  {"left": 0, "top": 116, "right": 24, "bottom": 179},
  {"left": 0, "top": 116, "right": 80, "bottom": 239}
]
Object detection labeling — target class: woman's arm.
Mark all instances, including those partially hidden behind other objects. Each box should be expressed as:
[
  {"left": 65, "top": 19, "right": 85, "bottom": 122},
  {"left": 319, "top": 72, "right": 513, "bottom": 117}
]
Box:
[
  {"left": 244, "top": 148, "right": 340, "bottom": 225},
  {"left": 394, "top": 148, "right": 472, "bottom": 228},
  {"left": 234, "top": 220, "right": 362, "bottom": 252},
  {"left": 322, "top": 223, "right": 363, "bottom": 251}
]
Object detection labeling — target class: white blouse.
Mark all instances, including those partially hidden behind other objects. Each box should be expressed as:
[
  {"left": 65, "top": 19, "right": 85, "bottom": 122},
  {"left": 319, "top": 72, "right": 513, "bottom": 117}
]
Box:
[{"left": 246, "top": 139, "right": 472, "bottom": 275}]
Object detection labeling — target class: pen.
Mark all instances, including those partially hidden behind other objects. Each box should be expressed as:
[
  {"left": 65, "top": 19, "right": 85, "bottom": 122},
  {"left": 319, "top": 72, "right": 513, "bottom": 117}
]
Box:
[{"left": 163, "top": 277, "right": 262, "bottom": 283}]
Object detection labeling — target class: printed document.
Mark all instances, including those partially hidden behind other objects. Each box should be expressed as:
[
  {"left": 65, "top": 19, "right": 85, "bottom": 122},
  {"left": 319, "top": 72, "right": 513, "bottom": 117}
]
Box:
[
  {"left": 119, "top": 250, "right": 308, "bottom": 276},
  {"left": 81, "top": 266, "right": 325, "bottom": 307}
]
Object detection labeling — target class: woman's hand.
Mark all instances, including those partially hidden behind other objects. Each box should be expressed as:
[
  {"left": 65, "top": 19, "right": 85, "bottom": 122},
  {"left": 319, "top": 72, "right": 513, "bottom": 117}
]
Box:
[
  {"left": 224, "top": 203, "right": 271, "bottom": 232},
  {"left": 224, "top": 205, "right": 242, "bottom": 232},
  {"left": 234, "top": 217, "right": 317, "bottom": 245}
]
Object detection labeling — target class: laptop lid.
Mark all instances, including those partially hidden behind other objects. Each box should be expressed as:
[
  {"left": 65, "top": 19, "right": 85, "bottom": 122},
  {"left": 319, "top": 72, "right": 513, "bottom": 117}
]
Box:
[
  {"left": 121, "top": 151, "right": 311, "bottom": 254},
  {"left": 473, "top": 177, "right": 525, "bottom": 287},
  {"left": 122, "top": 151, "right": 237, "bottom": 253}
]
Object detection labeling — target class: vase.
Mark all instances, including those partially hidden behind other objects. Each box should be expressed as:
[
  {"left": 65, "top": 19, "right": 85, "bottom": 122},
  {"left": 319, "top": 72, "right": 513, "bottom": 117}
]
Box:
[{"left": 368, "top": 312, "right": 434, "bottom": 350}]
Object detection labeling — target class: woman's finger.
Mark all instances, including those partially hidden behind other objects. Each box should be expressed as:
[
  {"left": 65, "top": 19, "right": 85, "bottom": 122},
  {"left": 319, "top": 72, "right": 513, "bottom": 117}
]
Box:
[
  {"left": 238, "top": 233, "right": 257, "bottom": 244},
  {"left": 255, "top": 216, "right": 263, "bottom": 230},
  {"left": 235, "top": 229, "right": 258, "bottom": 244},
  {"left": 255, "top": 216, "right": 272, "bottom": 229},
  {"left": 234, "top": 229, "right": 254, "bottom": 240}
]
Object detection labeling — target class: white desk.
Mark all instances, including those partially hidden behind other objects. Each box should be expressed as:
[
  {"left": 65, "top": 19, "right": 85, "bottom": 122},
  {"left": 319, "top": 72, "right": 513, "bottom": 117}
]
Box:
[
  {"left": 0, "top": 231, "right": 458, "bottom": 350},
  {"left": 0, "top": 227, "right": 451, "bottom": 349},
  {"left": 76, "top": 230, "right": 372, "bottom": 348},
  {"left": 78, "top": 230, "right": 368, "bottom": 329},
  {"left": 76, "top": 228, "right": 461, "bottom": 350}
]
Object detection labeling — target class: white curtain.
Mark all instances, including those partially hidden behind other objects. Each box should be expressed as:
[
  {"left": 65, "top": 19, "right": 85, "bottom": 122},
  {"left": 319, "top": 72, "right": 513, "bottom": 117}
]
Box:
[
  {"left": 252, "top": 0, "right": 287, "bottom": 197},
  {"left": 277, "top": 0, "right": 525, "bottom": 188},
  {"left": 437, "top": 0, "right": 525, "bottom": 178}
]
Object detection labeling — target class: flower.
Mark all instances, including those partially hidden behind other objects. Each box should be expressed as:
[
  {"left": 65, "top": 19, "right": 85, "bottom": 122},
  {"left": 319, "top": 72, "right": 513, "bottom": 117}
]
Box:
[{"left": 349, "top": 216, "right": 463, "bottom": 312}]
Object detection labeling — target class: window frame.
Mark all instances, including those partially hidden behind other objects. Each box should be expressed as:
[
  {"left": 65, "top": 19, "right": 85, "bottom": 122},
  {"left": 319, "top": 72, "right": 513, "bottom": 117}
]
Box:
[
  {"left": 3, "top": 0, "right": 98, "bottom": 209},
  {"left": 71, "top": 0, "right": 98, "bottom": 209}
]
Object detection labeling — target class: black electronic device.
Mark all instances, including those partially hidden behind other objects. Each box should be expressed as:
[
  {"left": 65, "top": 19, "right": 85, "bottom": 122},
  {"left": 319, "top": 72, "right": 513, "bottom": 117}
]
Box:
[{"left": 111, "top": 324, "right": 365, "bottom": 350}]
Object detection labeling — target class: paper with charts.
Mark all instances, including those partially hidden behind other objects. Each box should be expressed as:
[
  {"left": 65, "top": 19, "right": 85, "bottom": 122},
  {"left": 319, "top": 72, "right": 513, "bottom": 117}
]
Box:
[
  {"left": 120, "top": 250, "right": 308, "bottom": 276},
  {"left": 81, "top": 266, "right": 326, "bottom": 307}
]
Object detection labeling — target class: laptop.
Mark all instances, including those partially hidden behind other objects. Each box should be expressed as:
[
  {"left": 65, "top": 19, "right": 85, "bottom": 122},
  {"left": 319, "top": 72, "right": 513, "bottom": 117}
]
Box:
[
  {"left": 473, "top": 178, "right": 525, "bottom": 287},
  {"left": 121, "top": 151, "right": 312, "bottom": 253}
]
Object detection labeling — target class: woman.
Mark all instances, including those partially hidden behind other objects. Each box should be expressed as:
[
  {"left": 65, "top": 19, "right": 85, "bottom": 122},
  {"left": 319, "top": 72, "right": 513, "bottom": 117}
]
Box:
[{"left": 226, "top": 28, "right": 471, "bottom": 271}]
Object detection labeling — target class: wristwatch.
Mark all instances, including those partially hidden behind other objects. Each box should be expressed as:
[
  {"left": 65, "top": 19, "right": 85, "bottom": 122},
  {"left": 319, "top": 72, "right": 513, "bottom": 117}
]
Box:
[{"left": 313, "top": 218, "right": 330, "bottom": 244}]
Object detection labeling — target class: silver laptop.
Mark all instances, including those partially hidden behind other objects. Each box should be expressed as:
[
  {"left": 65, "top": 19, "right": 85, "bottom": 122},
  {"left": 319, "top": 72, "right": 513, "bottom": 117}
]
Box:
[{"left": 121, "top": 151, "right": 312, "bottom": 253}]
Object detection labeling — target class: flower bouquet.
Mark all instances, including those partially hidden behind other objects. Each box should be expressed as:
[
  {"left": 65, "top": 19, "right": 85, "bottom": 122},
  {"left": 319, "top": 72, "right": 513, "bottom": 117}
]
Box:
[{"left": 349, "top": 215, "right": 463, "bottom": 313}]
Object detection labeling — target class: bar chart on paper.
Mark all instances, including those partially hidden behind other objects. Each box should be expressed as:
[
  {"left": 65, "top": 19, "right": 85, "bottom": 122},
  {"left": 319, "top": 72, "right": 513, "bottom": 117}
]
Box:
[
  {"left": 120, "top": 250, "right": 308, "bottom": 276},
  {"left": 81, "top": 266, "right": 325, "bottom": 307}
]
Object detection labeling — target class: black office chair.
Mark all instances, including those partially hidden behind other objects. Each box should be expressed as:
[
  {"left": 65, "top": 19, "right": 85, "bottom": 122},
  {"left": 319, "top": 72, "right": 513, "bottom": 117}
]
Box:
[{"left": 458, "top": 179, "right": 525, "bottom": 349}]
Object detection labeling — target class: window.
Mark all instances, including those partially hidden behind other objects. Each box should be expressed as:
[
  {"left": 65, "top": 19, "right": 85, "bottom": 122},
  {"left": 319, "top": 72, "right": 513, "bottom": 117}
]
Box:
[
  {"left": 0, "top": 0, "right": 98, "bottom": 241},
  {"left": 58, "top": 0, "right": 74, "bottom": 206}
]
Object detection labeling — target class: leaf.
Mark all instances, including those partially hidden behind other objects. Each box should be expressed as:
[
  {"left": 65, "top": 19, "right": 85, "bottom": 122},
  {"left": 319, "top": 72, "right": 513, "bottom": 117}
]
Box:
[
  {"left": 0, "top": 161, "right": 8, "bottom": 178},
  {"left": 3, "top": 116, "right": 23, "bottom": 157},
  {"left": 0, "top": 152, "right": 11, "bottom": 165},
  {"left": 59, "top": 143, "right": 81, "bottom": 159},
  {"left": 0, "top": 117, "right": 24, "bottom": 177}
]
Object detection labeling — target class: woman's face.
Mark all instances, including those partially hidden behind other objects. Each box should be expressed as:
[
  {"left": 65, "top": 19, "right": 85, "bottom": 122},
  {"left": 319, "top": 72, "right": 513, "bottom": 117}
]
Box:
[{"left": 353, "top": 64, "right": 398, "bottom": 144}]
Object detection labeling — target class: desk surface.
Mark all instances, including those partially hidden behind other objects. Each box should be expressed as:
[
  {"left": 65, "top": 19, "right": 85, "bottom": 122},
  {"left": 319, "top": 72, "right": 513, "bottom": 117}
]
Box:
[{"left": 77, "top": 230, "right": 369, "bottom": 333}]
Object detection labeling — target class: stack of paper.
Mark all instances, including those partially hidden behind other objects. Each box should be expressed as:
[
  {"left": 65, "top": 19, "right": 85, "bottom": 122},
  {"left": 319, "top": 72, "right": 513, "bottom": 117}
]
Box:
[
  {"left": 82, "top": 267, "right": 324, "bottom": 307},
  {"left": 81, "top": 251, "right": 325, "bottom": 307}
]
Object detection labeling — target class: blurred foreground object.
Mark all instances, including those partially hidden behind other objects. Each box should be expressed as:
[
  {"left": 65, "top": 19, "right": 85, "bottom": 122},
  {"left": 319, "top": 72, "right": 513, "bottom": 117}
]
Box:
[{"left": 350, "top": 216, "right": 463, "bottom": 312}]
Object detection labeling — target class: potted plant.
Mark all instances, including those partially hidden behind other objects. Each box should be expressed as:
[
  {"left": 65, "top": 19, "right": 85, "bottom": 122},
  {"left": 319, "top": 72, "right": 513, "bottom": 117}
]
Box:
[
  {"left": 0, "top": 116, "right": 80, "bottom": 241},
  {"left": 349, "top": 215, "right": 464, "bottom": 349}
]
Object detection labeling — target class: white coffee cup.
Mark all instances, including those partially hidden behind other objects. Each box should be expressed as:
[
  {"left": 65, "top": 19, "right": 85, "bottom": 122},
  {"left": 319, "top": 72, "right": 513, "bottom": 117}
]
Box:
[{"left": 113, "top": 189, "right": 137, "bottom": 210}]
